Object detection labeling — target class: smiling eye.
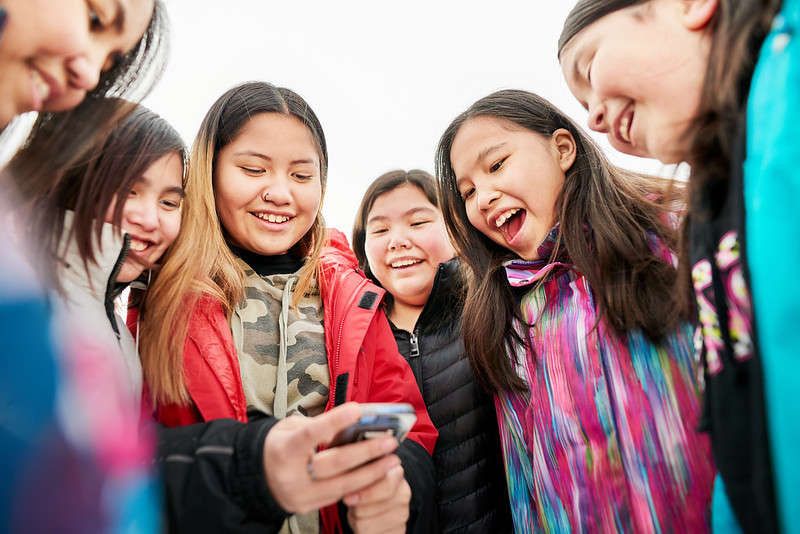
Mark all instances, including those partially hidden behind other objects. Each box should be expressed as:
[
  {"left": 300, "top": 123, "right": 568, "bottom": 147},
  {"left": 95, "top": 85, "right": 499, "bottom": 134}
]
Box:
[
  {"left": 370, "top": 228, "right": 388, "bottom": 235},
  {"left": 489, "top": 158, "right": 506, "bottom": 173},
  {"left": 410, "top": 220, "right": 430, "bottom": 227},
  {"left": 240, "top": 166, "right": 265, "bottom": 176},
  {"left": 293, "top": 173, "right": 313, "bottom": 180},
  {"left": 161, "top": 199, "right": 181, "bottom": 210},
  {"left": 88, "top": 6, "right": 103, "bottom": 30},
  {"left": 461, "top": 187, "right": 475, "bottom": 201}
]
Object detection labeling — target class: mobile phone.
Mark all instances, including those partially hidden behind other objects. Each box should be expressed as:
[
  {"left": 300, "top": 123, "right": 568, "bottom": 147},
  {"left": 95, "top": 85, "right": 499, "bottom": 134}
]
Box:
[{"left": 328, "top": 403, "right": 417, "bottom": 447}]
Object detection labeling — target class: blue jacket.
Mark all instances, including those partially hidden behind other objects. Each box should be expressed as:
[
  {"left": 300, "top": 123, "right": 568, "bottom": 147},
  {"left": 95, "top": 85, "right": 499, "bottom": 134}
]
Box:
[{"left": 746, "top": 2, "right": 800, "bottom": 532}]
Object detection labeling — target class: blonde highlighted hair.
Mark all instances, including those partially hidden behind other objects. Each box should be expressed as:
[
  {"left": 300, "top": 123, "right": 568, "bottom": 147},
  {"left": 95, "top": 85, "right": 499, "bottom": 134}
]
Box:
[{"left": 138, "top": 82, "right": 329, "bottom": 406}]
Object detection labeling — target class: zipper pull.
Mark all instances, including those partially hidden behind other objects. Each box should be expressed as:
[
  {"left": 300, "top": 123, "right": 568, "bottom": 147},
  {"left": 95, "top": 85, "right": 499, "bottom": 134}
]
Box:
[{"left": 409, "top": 332, "right": 420, "bottom": 357}]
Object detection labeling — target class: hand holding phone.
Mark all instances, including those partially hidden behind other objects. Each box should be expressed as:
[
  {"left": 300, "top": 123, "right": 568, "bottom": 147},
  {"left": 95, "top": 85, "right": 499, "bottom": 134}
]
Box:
[{"left": 328, "top": 403, "right": 416, "bottom": 447}]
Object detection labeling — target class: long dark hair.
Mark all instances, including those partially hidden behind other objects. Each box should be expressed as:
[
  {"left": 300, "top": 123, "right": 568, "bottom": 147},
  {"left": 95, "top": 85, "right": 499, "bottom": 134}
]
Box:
[
  {"left": 558, "top": 0, "right": 781, "bottom": 315},
  {"left": 435, "top": 89, "right": 683, "bottom": 393},
  {"left": 2, "top": 98, "right": 185, "bottom": 290}
]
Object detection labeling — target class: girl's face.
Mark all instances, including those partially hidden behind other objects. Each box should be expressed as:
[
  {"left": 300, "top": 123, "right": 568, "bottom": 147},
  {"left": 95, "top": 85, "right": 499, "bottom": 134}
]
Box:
[
  {"left": 364, "top": 184, "right": 455, "bottom": 310},
  {"left": 0, "top": 0, "right": 154, "bottom": 126},
  {"left": 559, "top": 0, "right": 715, "bottom": 163},
  {"left": 214, "top": 113, "right": 322, "bottom": 256},
  {"left": 450, "top": 116, "right": 574, "bottom": 261},
  {"left": 106, "top": 151, "right": 184, "bottom": 284}
]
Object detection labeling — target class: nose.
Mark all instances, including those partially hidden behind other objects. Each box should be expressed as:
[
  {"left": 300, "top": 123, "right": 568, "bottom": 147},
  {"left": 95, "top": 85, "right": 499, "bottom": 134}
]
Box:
[
  {"left": 126, "top": 198, "right": 159, "bottom": 233},
  {"left": 262, "top": 176, "right": 292, "bottom": 205},
  {"left": 66, "top": 54, "right": 103, "bottom": 92},
  {"left": 476, "top": 185, "right": 501, "bottom": 212},
  {"left": 587, "top": 97, "right": 608, "bottom": 133},
  {"left": 387, "top": 230, "right": 411, "bottom": 251}
]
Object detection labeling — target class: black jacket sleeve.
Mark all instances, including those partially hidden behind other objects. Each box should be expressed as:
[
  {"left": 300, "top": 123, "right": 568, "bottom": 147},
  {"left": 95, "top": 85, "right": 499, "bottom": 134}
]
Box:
[
  {"left": 396, "top": 438, "right": 438, "bottom": 534},
  {"left": 155, "top": 417, "right": 289, "bottom": 533}
]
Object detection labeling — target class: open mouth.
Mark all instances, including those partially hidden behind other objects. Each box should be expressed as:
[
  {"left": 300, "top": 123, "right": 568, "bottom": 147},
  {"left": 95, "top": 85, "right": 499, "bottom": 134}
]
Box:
[
  {"left": 390, "top": 258, "right": 422, "bottom": 269},
  {"left": 29, "top": 69, "right": 51, "bottom": 111},
  {"left": 129, "top": 238, "right": 155, "bottom": 254},
  {"left": 494, "top": 208, "right": 525, "bottom": 244},
  {"left": 616, "top": 104, "right": 634, "bottom": 145},
  {"left": 252, "top": 212, "right": 292, "bottom": 224}
]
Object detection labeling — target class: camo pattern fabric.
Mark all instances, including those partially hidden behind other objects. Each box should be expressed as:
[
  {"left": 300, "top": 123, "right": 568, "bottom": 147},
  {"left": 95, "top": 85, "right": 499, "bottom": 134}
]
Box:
[
  {"left": 233, "top": 260, "right": 329, "bottom": 420},
  {"left": 232, "top": 260, "right": 330, "bottom": 534}
]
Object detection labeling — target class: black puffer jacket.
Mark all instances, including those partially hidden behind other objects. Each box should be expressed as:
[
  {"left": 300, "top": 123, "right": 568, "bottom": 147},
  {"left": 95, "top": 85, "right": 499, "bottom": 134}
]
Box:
[{"left": 390, "top": 259, "right": 512, "bottom": 533}]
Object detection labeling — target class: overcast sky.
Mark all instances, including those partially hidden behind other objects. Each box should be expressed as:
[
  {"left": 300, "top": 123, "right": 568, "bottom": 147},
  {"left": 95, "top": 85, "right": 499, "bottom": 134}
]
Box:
[{"left": 143, "top": 0, "right": 672, "bottom": 234}]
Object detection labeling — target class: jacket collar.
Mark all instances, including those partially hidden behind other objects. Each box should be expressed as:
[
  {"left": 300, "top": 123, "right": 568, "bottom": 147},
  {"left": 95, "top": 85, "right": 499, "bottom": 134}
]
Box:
[
  {"left": 503, "top": 225, "right": 571, "bottom": 288},
  {"left": 58, "top": 211, "right": 132, "bottom": 329}
]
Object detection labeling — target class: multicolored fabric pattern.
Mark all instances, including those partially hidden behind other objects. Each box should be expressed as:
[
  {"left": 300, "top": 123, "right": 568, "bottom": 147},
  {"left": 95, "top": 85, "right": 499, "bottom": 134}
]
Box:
[{"left": 497, "top": 228, "right": 714, "bottom": 533}]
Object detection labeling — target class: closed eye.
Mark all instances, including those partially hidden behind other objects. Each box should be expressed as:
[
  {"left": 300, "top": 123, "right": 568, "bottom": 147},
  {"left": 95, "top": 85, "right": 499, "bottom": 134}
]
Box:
[
  {"left": 489, "top": 157, "right": 506, "bottom": 173},
  {"left": 240, "top": 166, "right": 265, "bottom": 176}
]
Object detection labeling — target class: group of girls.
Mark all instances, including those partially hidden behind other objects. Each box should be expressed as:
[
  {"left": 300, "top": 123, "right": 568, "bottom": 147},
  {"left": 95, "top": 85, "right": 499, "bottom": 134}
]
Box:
[{"left": 1, "top": 0, "right": 797, "bottom": 533}]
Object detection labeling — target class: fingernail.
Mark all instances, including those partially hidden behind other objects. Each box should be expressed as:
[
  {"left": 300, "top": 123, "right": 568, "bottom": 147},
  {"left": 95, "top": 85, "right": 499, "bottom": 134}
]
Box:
[{"left": 344, "top": 494, "right": 359, "bottom": 506}]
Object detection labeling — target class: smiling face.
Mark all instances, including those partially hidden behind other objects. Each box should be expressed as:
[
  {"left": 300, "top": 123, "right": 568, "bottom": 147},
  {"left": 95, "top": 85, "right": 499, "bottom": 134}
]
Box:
[
  {"left": 450, "top": 116, "right": 575, "bottom": 261},
  {"left": 364, "top": 183, "right": 455, "bottom": 311},
  {"left": 105, "top": 151, "right": 184, "bottom": 283},
  {"left": 214, "top": 112, "right": 322, "bottom": 256},
  {"left": 0, "top": 0, "right": 154, "bottom": 126},
  {"left": 560, "top": 0, "right": 714, "bottom": 163}
]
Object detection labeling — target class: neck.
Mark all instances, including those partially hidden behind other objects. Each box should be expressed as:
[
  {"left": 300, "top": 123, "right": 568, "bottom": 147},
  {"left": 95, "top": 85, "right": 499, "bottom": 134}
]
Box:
[{"left": 389, "top": 300, "right": 424, "bottom": 332}]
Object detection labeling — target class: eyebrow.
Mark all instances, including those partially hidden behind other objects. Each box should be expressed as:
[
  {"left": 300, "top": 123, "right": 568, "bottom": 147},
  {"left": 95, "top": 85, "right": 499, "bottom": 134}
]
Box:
[
  {"left": 233, "top": 151, "right": 317, "bottom": 166},
  {"left": 136, "top": 176, "right": 186, "bottom": 197},
  {"left": 476, "top": 143, "right": 506, "bottom": 166},
  {"left": 366, "top": 206, "right": 436, "bottom": 225}
]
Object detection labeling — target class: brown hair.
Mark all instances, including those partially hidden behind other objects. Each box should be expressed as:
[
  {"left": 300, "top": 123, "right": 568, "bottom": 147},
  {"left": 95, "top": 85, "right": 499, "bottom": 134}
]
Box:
[
  {"left": 139, "top": 81, "right": 329, "bottom": 405},
  {"left": 558, "top": 0, "right": 781, "bottom": 313},
  {"left": 2, "top": 98, "right": 185, "bottom": 290},
  {"left": 351, "top": 169, "right": 439, "bottom": 311},
  {"left": 435, "top": 89, "right": 684, "bottom": 393}
]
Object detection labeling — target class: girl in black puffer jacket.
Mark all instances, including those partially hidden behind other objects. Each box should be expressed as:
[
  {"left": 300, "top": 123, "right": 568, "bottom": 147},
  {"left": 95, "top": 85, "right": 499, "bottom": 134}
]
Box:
[{"left": 353, "top": 169, "right": 512, "bottom": 534}]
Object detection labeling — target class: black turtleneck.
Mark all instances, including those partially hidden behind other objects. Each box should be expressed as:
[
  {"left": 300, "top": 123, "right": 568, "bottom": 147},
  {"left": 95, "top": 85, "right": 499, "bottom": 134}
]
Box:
[{"left": 229, "top": 245, "right": 304, "bottom": 277}]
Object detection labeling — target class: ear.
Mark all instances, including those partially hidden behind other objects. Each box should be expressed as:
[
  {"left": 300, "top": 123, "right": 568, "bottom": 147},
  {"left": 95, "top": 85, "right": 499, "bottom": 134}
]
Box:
[
  {"left": 551, "top": 128, "right": 577, "bottom": 172},
  {"left": 681, "top": 0, "right": 718, "bottom": 31}
]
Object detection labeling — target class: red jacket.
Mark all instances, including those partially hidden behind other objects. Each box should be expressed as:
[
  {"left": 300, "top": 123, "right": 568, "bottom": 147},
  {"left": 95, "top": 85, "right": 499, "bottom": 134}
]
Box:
[{"left": 155, "top": 229, "right": 437, "bottom": 532}]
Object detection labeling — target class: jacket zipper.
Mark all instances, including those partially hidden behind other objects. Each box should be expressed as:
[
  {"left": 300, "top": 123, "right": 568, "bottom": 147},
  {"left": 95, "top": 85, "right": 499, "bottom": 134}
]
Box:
[{"left": 409, "top": 330, "right": 420, "bottom": 357}]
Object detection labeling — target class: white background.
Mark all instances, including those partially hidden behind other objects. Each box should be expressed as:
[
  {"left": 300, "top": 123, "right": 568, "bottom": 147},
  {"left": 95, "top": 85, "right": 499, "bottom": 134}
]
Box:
[{"left": 143, "top": 0, "right": 673, "bottom": 234}]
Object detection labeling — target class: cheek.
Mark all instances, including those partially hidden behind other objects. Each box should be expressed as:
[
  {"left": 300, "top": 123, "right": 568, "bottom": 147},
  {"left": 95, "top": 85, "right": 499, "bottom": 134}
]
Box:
[
  {"left": 364, "top": 238, "right": 388, "bottom": 279},
  {"left": 162, "top": 213, "right": 182, "bottom": 248}
]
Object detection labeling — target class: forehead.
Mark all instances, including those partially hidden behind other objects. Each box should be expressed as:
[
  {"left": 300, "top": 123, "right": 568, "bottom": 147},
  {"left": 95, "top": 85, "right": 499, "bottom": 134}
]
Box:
[
  {"left": 369, "top": 184, "right": 436, "bottom": 219},
  {"left": 230, "top": 113, "right": 318, "bottom": 156}
]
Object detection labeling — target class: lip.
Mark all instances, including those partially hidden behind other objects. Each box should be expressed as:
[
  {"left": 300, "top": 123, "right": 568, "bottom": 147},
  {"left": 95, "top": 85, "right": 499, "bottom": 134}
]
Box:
[
  {"left": 387, "top": 256, "right": 423, "bottom": 269},
  {"left": 612, "top": 101, "right": 635, "bottom": 147},
  {"left": 250, "top": 210, "right": 295, "bottom": 229},
  {"left": 487, "top": 206, "right": 520, "bottom": 229},
  {"left": 29, "top": 65, "right": 63, "bottom": 110}
]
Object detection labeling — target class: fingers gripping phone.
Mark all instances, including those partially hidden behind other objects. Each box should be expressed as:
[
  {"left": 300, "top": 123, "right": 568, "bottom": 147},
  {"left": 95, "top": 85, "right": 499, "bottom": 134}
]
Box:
[{"left": 329, "top": 403, "right": 417, "bottom": 447}]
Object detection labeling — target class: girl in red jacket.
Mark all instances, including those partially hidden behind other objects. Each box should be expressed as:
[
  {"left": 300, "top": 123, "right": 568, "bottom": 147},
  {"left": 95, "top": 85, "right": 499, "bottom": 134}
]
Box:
[{"left": 137, "top": 81, "right": 437, "bottom": 534}]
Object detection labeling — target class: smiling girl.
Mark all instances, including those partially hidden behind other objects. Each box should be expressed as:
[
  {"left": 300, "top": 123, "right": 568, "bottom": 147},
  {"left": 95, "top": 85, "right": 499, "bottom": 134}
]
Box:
[
  {"left": 352, "top": 169, "right": 513, "bottom": 533},
  {"left": 0, "top": 0, "right": 168, "bottom": 129},
  {"left": 558, "top": 1, "right": 797, "bottom": 530},
  {"left": 139, "top": 81, "right": 437, "bottom": 534},
  {"left": 436, "top": 89, "right": 714, "bottom": 533},
  {"left": 2, "top": 97, "right": 183, "bottom": 531}
]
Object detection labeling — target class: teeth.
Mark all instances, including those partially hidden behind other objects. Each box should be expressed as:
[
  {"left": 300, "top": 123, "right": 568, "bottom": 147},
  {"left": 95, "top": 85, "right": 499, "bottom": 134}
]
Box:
[
  {"left": 619, "top": 113, "right": 631, "bottom": 143},
  {"left": 254, "top": 213, "right": 290, "bottom": 223},
  {"left": 130, "top": 239, "right": 149, "bottom": 251},
  {"left": 391, "top": 259, "right": 421, "bottom": 268},
  {"left": 31, "top": 70, "right": 50, "bottom": 101},
  {"left": 495, "top": 209, "right": 519, "bottom": 228}
]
